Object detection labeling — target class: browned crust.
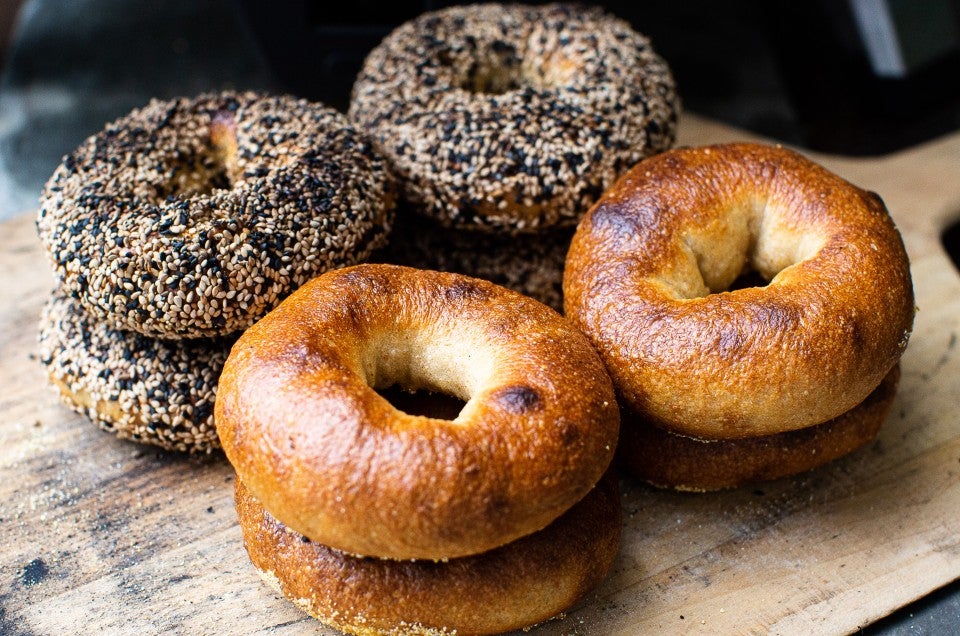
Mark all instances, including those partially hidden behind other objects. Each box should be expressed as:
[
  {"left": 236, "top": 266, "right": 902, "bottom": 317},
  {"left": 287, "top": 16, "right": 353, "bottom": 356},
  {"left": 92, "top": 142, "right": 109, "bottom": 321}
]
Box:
[
  {"left": 619, "top": 365, "right": 900, "bottom": 491},
  {"left": 564, "top": 142, "right": 915, "bottom": 439},
  {"left": 235, "top": 474, "right": 620, "bottom": 636},
  {"left": 216, "top": 264, "right": 619, "bottom": 560}
]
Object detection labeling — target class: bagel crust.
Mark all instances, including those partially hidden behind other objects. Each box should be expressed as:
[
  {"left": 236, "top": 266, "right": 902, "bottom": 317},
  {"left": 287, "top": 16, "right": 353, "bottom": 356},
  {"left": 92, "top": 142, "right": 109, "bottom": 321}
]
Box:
[
  {"left": 216, "top": 264, "right": 619, "bottom": 560},
  {"left": 619, "top": 365, "right": 900, "bottom": 491},
  {"left": 376, "top": 211, "right": 573, "bottom": 311},
  {"left": 564, "top": 143, "right": 914, "bottom": 439},
  {"left": 235, "top": 473, "right": 620, "bottom": 635},
  {"left": 349, "top": 3, "right": 679, "bottom": 233},
  {"left": 37, "top": 91, "right": 395, "bottom": 339}
]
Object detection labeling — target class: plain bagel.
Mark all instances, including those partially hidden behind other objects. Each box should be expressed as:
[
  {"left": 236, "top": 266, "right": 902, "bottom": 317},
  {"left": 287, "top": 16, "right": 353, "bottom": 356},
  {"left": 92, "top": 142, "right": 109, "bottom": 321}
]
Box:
[
  {"left": 564, "top": 142, "right": 914, "bottom": 440},
  {"left": 215, "top": 264, "right": 619, "bottom": 560},
  {"left": 619, "top": 365, "right": 900, "bottom": 491},
  {"left": 234, "top": 472, "right": 620, "bottom": 635}
]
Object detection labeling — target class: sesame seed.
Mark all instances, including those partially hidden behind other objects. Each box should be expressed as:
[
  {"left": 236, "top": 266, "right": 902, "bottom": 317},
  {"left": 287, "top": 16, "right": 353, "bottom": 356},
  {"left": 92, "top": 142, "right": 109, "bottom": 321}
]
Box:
[
  {"left": 349, "top": 3, "right": 678, "bottom": 234},
  {"left": 37, "top": 91, "right": 396, "bottom": 339},
  {"left": 37, "top": 292, "right": 233, "bottom": 453}
]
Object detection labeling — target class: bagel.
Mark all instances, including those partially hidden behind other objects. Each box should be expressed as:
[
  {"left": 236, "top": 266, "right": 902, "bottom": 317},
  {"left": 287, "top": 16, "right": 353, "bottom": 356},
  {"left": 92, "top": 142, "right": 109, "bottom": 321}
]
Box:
[
  {"left": 376, "top": 210, "right": 573, "bottom": 311},
  {"left": 235, "top": 473, "right": 620, "bottom": 635},
  {"left": 38, "top": 291, "right": 232, "bottom": 452},
  {"left": 215, "top": 264, "right": 619, "bottom": 560},
  {"left": 620, "top": 365, "right": 899, "bottom": 491},
  {"left": 564, "top": 143, "right": 914, "bottom": 440},
  {"left": 37, "top": 91, "right": 395, "bottom": 339},
  {"left": 349, "top": 3, "right": 679, "bottom": 233}
]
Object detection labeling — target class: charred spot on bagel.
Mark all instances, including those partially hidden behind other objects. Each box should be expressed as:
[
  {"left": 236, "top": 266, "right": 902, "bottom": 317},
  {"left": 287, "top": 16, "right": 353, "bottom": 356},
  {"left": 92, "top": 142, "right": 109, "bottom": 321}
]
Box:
[
  {"left": 442, "top": 279, "right": 491, "bottom": 303},
  {"left": 492, "top": 385, "right": 542, "bottom": 414}
]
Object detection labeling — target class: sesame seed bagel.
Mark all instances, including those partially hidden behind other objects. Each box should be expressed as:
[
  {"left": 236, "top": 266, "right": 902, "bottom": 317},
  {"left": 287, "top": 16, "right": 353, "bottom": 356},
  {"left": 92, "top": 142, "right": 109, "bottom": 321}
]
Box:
[
  {"left": 235, "top": 472, "right": 620, "bottom": 635},
  {"left": 349, "top": 3, "right": 679, "bottom": 234},
  {"left": 564, "top": 143, "right": 914, "bottom": 440},
  {"left": 375, "top": 211, "right": 574, "bottom": 311},
  {"left": 215, "top": 264, "right": 619, "bottom": 560},
  {"left": 37, "top": 91, "right": 395, "bottom": 339},
  {"left": 38, "top": 291, "right": 232, "bottom": 453},
  {"left": 620, "top": 365, "right": 900, "bottom": 492}
]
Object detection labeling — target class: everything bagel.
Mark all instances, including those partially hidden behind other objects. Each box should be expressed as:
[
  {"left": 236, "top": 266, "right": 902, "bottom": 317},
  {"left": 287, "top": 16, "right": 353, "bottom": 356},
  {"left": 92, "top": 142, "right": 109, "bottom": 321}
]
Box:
[
  {"left": 216, "top": 264, "right": 619, "bottom": 560},
  {"left": 564, "top": 143, "right": 914, "bottom": 440},
  {"left": 349, "top": 3, "right": 678, "bottom": 233},
  {"left": 37, "top": 91, "right": 394, "bottom": 339}
]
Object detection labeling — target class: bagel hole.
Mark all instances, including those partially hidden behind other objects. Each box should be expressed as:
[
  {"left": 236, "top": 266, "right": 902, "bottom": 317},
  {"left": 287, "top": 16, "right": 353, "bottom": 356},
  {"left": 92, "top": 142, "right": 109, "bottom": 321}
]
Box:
[
  {"left": 668, "top": 200, "right": 826, "bottom": 298},
  {"left": 361, "top": 330, "right": 494, "bottom": 422},
  {"left": 161, "top": 116, "right": 237, "bottom": 199},
  {"left": 376, "top": 385, "right": 467, "bottom": 421},
  {"left": 727, "top": 267, "right": 770, "bottom": 291},
  {"left": 443, "top": 38, "right": 525, "bottom": 95},
  {"left": 459, "top": 61, "right": 523, "bottom": 95}
]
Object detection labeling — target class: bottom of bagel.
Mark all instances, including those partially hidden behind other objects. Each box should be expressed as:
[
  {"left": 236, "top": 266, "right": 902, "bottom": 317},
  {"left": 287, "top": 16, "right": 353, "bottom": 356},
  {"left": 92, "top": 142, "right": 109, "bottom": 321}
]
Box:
[
  {"left": 234, "top": 473, "right": 621, "bottom": 636},
  {"left": 618, "top": 365, "right": 900, "bottom": 492},
  {"left": 373, "top": 212, "right": 573, "bottom": 312},
  {"left": 38, "top": 291, "right": 234, "bottom": 453}
]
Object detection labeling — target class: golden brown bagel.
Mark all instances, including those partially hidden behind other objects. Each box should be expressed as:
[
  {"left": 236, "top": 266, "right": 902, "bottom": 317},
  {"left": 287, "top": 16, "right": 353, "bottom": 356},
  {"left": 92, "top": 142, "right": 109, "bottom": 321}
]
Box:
[
  {"left": 235, "top": 473, "right": 620, "bottom": 635},
  {"left": 216, "top": 264, "right": 619, "bottom": 560},
  {"left": 619, "top": 365, "right": 899, "bottom": 491},
  {"left": 564, "top": 143, "right": 914, "bottom": 440}
]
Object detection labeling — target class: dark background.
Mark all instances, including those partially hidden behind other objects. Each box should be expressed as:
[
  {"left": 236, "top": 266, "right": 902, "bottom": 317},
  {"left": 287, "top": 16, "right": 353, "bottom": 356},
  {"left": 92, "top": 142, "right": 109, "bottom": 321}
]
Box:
[
  {"left": 3, "top": 0, "right": 960, "bottom": 216},
  {"left": 1, "top": 0, "right": 959, "bottom": 631}
]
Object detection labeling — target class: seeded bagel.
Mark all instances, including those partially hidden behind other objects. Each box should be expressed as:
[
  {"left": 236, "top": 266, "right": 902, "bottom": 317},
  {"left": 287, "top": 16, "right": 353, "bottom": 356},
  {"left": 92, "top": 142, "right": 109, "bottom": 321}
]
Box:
[
  {"left": 376, "top": 211, "right": 573, "bottom": 311},
  {"left": 350, "top": 3, "right": 678, "bottom": 233},
  {"left": 37, "top": 91, "right": 395, "bottom": 339},
  {"left": 38, "top": 291, "right": 231, "bottom": 452}
]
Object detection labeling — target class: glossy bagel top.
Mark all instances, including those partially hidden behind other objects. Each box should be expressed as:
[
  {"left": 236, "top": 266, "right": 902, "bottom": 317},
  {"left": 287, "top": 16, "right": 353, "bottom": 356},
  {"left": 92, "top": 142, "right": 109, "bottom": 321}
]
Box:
[
  {"left": 564, "top": 143, "right": 914, "bottom": 439},
  {"left": 216, "top": 264, "right": 619, "bottom": 560}
]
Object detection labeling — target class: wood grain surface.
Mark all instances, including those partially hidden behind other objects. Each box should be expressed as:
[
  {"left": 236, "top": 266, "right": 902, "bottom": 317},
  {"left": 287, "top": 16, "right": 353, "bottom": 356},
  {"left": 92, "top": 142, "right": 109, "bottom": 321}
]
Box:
[{"left": 2, "top": 114, "right": 959, "bottom": 635}]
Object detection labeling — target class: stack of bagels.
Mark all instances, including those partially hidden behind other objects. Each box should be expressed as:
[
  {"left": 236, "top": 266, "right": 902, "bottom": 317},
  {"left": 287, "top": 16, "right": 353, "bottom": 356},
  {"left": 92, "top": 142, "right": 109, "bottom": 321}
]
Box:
[
  {"left": 356, "top": 3, "right": 679, "bottom": 310},
  {"left": 564, "top": 143, "right": 914, "bottom": 491},
  {"left": 36, "top": 92, "right": 395, "bottom": 453},
  {"left": 34, "top": 3, "right": 917, "bottom": 635},
  {"left": 217, "top": 264, "right": 622, "bottom": 634}
]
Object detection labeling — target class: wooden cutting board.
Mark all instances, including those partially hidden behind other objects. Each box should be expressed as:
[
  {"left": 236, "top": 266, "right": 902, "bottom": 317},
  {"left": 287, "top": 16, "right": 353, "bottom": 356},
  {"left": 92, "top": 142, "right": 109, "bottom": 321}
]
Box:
[{"left": 2, "top": 114, "right": 959, "bottom": 635}]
